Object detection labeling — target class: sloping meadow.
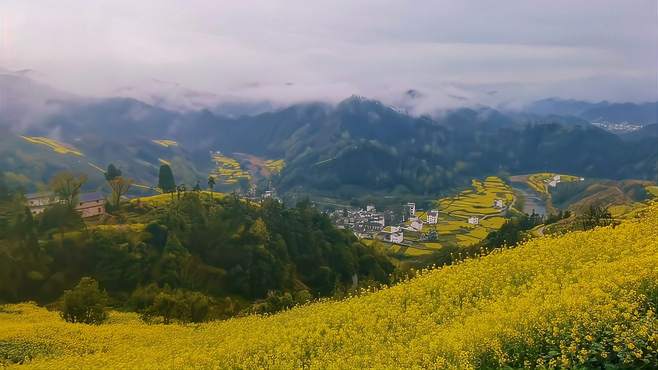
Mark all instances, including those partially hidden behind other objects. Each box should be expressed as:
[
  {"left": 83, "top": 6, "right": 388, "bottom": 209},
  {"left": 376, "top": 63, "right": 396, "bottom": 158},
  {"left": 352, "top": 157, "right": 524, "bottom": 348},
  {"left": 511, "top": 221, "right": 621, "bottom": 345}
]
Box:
[{"left": 2, "top": 204, "right": 658, "bottom": 368}]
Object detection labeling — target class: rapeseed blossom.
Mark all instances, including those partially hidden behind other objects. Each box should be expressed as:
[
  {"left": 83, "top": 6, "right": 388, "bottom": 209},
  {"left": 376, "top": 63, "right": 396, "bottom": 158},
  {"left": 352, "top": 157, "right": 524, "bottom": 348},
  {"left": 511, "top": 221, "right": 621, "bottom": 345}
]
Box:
[{"left": 2, "top": 204, "right": 658, "bottom": 368}]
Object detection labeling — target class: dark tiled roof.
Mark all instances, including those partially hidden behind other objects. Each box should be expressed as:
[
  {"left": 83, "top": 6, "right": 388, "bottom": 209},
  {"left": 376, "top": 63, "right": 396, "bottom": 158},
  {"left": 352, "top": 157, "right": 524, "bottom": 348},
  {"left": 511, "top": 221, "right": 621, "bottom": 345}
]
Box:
[
  {"left": 25, "top": 191, "right": 54, "bottom": 199},
  {"left": 78, "top": 192, "right": 105, "bottom": 203}
]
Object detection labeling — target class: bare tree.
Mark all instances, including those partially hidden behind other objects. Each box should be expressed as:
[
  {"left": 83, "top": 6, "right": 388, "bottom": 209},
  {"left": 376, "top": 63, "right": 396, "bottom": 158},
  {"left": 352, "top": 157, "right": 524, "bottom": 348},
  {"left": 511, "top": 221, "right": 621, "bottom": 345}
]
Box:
[
  {"left": 50, "top": 172, "right": 87, "bottom": 207},
  {"left": 108, "top": 176, "right": 133, "bottom": 209}
]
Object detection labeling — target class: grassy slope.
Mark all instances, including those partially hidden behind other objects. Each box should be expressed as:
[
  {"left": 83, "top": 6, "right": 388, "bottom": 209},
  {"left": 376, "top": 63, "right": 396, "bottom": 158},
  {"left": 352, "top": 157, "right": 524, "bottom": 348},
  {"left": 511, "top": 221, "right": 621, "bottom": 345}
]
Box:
[{"left": 2, "top": 204, "right": 658, "bottom": 368}]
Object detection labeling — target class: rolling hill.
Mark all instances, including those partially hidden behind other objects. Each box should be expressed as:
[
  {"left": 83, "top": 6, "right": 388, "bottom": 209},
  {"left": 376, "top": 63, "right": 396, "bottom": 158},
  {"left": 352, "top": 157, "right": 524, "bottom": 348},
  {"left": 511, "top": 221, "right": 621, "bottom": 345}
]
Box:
[
  {"left": 2, "top": 203, "right": 657, "bottom": 368},
  {"left": 2, "top": 73, "right": 658, "bottom": 198}
]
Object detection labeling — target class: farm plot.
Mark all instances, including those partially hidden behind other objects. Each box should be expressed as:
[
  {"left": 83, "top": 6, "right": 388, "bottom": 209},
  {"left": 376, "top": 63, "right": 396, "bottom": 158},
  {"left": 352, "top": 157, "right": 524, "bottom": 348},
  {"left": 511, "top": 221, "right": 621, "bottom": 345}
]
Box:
[
  {"left": 526, "top": 172, "right": 582, "bottom": 195},
  {"left": 211, "top": 153, "right": 252, "bottom": 185},
  {"left": 152, "top": 139, "right": 178, "bottom": 148},
  {"left": 21, "top": 136, "right": 83, "bottom": 156},
  {"left": 410, "top": 176, "right": 514, "bottom": 248}
]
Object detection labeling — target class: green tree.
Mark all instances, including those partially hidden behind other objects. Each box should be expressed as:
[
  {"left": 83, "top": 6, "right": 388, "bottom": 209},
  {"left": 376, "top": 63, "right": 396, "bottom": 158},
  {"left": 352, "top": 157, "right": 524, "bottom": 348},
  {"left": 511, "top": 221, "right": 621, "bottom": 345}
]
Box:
[
  {"left": 60, "top": 277, "right": 108, "bottom": 324},
  {"left": 158, "top": 165, "right": 176, "bottom": 193},
  {"left": 207, "top": 176, "right": 215, "bottom": 194},
  {"left": 38, "top": 203, "right": 84, "bottom": 234},
  {"left": 50, "top": 172, "right": 87, "bottom": 207},
  {"left": 144, "top": 289, "right": 210, "bottom": 324},
  {"left": 577, "top": 205, "right": 615, "bottom": 230},
  {"left": 104, "top": 164, "right": 122, "bottom": 181}
]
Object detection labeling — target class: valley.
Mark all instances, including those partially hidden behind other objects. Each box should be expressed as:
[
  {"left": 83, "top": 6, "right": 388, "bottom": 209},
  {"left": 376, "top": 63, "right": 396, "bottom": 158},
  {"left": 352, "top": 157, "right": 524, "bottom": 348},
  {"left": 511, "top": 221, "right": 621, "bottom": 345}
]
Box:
[{"left": 2, "top": 2, "right": 658, "bottom": 368}]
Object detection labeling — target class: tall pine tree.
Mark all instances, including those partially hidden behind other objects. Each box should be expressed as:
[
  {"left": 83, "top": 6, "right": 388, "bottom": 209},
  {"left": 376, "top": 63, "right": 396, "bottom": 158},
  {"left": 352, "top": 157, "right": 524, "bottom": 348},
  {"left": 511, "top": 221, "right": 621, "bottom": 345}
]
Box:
[{"left": 158, "top": 165, "right": 176, "bottom": 193}]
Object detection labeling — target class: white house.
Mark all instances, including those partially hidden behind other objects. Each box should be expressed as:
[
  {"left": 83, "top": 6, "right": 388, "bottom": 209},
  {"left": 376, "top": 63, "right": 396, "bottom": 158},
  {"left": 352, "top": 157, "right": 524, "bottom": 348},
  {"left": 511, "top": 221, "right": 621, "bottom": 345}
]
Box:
[
  {"left": 75, "top": 192, "right": 106, "bottom": 218},
  {"left": 406, "top": 202, "right": 416, "bottom": 216},
  {"left": 378, "top": 226, "right": 403, "bottom": 244},
  {"left": 493, "top": 199, "right": 505, "bottom": 209},
  {"left": 366, "top": 205, "right": 376, "bottom": 212},
  {"left": 427, "top": 210, "right": 439, "bottom": 224},
  {"left": 548, "top": 180, "right": 558, "bottom": 188},
  {"left": 468, "top": 216, "right": 479, "bottom": 225},
  {"left": 409, "top": 217, "right": 423, "bottom": 232},
  {"left": 25, "top": 192, "right": 60, "bottom": 215},
  {"left": 26, "top": 191, "right": 106, "bottom": 218}
]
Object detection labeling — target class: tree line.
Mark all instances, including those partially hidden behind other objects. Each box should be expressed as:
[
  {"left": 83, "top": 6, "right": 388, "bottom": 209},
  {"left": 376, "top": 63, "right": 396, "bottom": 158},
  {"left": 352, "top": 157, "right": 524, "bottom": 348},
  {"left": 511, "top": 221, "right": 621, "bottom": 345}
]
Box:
[{"left": 0, "top": 168, "right": 394, "bottom": 324}]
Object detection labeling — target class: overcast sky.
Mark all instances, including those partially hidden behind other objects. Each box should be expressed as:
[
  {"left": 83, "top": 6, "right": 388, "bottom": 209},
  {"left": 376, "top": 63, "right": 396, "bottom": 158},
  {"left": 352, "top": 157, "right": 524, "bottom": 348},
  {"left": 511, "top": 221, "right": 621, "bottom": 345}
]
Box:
[{"left": 1, "top": 0, "right": 657, "bottom": 107}]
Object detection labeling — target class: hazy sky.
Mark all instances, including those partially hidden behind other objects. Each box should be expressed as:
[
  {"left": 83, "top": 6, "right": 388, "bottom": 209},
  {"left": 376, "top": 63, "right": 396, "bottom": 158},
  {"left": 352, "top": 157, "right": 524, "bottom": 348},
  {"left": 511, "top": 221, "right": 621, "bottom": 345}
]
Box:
[{"left": 1, "top": 0, "right": 657, "bottom": 107}]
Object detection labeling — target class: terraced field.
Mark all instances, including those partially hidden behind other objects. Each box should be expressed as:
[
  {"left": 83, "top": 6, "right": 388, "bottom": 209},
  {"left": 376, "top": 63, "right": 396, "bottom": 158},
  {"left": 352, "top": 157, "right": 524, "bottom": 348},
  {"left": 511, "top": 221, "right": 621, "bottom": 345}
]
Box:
[
  {"left": 130, "top": 192, "right": 224, "bottom": 207},
  {"left": 525, "top": 172, "right": 582, "bottom": 195},
  {"left": 20, "top": 136, "right": 83, "bottom": 156},
  {"left": 151, "top": 139, "right": 178, "bottom": 148},
  {"left": 210, "top": 153, "right": 252, "bottom": 186},
  {"left": 396, "top": 176, "right": 514, "bottom": 257},
  {"left": 264, "top": 159, "right": 285, "bottom": 174},
  {"left": 647, "top": 185, "right": 658, "bottom": 198}
]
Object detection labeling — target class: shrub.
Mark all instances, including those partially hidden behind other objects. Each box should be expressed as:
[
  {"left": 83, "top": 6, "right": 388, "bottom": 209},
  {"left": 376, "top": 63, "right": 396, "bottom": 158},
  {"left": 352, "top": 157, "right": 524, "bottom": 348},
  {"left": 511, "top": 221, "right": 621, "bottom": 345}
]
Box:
[{"left": 60, "top": 277, "right": 108, "bottom": 324}]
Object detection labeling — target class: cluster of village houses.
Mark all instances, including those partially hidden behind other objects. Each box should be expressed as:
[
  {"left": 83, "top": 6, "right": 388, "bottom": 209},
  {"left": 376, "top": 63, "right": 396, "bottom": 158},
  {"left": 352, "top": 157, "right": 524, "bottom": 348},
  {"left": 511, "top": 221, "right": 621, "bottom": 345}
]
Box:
[
  {"left": 25, "top": 192, "right": 106, "bottom": 218},
  {"left": 331, "top": 198, "right": 507, "bottom": 245}
]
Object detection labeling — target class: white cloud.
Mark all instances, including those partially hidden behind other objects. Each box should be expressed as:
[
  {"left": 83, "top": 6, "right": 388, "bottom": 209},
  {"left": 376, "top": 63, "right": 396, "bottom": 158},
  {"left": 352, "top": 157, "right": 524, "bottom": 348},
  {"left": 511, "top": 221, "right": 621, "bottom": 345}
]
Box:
[{"left": 1, "top": 0, "right": 656, "bottom": 108}]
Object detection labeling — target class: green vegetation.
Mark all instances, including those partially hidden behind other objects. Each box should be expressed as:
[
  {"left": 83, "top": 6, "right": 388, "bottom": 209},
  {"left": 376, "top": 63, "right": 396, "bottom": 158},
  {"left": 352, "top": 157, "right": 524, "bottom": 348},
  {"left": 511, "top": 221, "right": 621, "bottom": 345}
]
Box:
[
  {"left": 0, "top": 175, "right": 394, "bottom": 320},
  {"left": 3, "top": 203, "right": 657, "bottom": 368},
  {"left": 60, "top": 277, "right": 108, "bottom": 324},
  {"left": 157, "top": 164, "right": 176, "bottom": 193}
]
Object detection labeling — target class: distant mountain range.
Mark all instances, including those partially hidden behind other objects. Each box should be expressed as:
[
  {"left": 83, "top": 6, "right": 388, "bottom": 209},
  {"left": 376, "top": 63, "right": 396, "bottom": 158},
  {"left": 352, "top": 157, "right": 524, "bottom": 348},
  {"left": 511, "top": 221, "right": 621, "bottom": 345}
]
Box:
[
  {"left": 1, "top": 71, "right": 657, "bottom": 197},
  {"left": 525, "top": 98, "right": 658, "bottom": 126}
]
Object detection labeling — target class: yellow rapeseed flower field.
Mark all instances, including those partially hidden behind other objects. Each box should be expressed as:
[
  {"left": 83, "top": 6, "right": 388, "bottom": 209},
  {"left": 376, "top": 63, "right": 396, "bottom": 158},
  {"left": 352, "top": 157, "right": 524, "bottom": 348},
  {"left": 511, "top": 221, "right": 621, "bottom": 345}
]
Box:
[
  {"left": 152, "top": 139, "right": 179, "bottom": 148},
  {"left": 2, "top": 204, "right": 658, "bottom": 368},
  {"left": 20, "top": 136, "right": 83, "bottom": 156}
]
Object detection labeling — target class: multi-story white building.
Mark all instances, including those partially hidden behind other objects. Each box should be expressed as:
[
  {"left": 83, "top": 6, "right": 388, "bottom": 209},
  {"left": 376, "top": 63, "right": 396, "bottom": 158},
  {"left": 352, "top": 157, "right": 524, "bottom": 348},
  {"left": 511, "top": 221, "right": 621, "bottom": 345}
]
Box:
[
  {"left": 25, "top": 192, "right": 60, "bottom": 215},
  {"left": 468, "top": 216, "right": 480, "bottom": 225},
  {"left": 378, "top": 226, "right": 403, "bottom": 244},
  {"left": 427, "top": 210, "right": 439, "bottom": 224},
  {"left": 406, "top": 202, "right": 416, "bottom": 217}
]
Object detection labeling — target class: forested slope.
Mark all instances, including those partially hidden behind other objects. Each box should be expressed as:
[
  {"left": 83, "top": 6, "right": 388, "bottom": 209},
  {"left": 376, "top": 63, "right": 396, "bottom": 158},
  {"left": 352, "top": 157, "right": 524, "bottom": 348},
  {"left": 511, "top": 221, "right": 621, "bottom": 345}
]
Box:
[{"left": 3, "top": 203, "right": 657, "bottom": 368}]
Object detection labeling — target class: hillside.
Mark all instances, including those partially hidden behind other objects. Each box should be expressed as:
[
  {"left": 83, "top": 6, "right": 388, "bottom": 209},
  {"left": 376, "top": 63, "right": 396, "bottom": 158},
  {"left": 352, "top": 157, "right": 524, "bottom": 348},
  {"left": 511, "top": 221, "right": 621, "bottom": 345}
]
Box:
[
  {"left": 3, "top": 203, "right": 657, "bottom": 368},
  {"left": 3, "top": 72, "right": 658, "bottom": 198}
]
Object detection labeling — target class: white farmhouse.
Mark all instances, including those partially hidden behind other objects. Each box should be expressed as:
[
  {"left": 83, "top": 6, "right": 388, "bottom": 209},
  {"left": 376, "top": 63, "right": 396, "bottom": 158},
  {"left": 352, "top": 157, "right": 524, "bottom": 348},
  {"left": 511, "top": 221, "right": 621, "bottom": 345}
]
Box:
[
  {"left": 406, "top": 202, "right": 416, "bottom": 216},
  {"left": 378, "top": 226, "right": 404, "bottom": 244},
  {"left": 426, "top": 210, "right": 439, "bottom": 224},
  {"left": 409, "top": 217, "right": 423, "bottom": 232},
  {"left": 468, "top": 216, "right": 480, "bottom": 225},
  {"left": 25, "top": 192, "right": 60, "bottom": 215},
  {"left": 366, "top": 205, "right": 376, "bottom": 212},
  {"left": 75, "top": 192, "right": 106, "bottom": 218},
  {"left": 493, "top": 199, "right": 505, "bottom": 209}
]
